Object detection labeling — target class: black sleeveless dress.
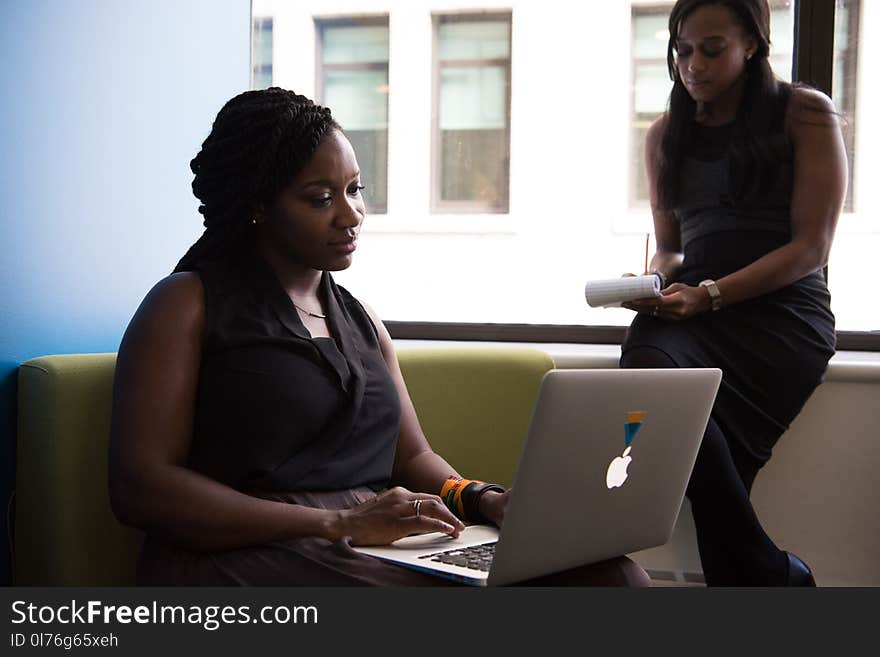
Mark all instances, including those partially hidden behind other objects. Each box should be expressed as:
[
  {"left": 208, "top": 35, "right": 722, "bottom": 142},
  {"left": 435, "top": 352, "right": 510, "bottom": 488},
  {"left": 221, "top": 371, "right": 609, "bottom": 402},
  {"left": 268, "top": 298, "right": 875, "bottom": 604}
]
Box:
[
  {"left": 186, "top": 252, "right": 401, "bottom": 493},
  {"left": 137, "top": 252, "right": 440, "bottom": 585},
  {"left": 622, "top": 121, "right": 836, "bottom": 463},
  {"left": 137, "top": 252, "right": 644, "bottom": 586}
]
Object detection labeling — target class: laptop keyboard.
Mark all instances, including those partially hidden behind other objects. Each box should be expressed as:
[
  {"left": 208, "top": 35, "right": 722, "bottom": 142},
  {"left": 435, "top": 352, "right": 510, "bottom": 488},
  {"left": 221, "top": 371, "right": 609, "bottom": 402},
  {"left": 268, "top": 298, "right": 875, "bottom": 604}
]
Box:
[{"left": 418, "top": 542, "right": 497, "bottom": 572}]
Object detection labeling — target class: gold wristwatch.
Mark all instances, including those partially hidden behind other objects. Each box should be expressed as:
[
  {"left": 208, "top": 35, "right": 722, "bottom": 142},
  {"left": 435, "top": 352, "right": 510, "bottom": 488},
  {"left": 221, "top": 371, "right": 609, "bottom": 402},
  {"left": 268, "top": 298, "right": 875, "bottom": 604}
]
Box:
[{"left": 699, "top": 279, "right": 723, "bottom": 311}]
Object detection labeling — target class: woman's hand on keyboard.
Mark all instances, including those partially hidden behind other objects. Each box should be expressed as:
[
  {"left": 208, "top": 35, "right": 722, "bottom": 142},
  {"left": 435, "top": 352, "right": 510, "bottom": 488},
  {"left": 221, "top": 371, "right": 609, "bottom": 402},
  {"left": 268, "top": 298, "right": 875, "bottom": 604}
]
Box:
[{"left": 332, "top": 487, "right": 465, "bottom": 546}]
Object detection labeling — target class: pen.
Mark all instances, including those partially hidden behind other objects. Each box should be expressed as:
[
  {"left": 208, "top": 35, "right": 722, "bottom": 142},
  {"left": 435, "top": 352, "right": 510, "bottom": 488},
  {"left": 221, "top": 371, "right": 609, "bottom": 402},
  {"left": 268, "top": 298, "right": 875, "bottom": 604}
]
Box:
[{"left": 644, "top": 233, "right": 649, "bottom": 275}]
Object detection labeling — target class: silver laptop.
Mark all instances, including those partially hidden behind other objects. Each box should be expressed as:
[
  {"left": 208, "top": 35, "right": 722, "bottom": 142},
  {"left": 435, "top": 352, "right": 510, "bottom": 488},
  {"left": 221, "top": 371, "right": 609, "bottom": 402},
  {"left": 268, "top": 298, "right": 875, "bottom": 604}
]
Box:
[{"left": 354, "top": 368, "right": 721, "bottom": 586}]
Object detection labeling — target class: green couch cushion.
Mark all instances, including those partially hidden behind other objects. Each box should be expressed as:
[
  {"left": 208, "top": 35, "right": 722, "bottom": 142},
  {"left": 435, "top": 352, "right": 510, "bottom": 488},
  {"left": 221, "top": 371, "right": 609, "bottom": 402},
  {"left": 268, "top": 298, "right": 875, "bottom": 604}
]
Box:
[
  {"left": 396, "top": 347, "right": 554, "bottom": 488},
  {"left": 16, "top": 353, "right": 142, "bottom": 585}
]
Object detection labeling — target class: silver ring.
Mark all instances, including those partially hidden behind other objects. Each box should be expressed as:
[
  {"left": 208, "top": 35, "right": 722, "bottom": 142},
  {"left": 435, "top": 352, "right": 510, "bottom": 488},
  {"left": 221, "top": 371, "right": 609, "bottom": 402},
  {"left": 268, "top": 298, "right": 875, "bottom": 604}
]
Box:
[{"left": 413, "top": 499, "right": 422, "bottom": 517}]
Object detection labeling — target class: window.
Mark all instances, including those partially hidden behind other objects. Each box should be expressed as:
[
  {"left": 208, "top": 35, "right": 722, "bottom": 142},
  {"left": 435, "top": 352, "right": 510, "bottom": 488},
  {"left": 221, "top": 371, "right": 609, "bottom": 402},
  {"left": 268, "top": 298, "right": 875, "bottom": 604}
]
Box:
[
  {"left": 432, "top": 13, "right": 511, "bottom": 213},
  {"left": 768, "top": 2, "right": 796, "bottom": 82},
  {"left": 252, "top": 17, "right": 273, "bottom": 90},
  {"left": 316, "top": 17, "right": 389, "bottom": 214},
  {"left": 631, "top": 6, "right": 673, "bottom": 206},
  {"left": 254, "top": 0, "right": 878, "bottom": 340},
  {"left": 828, "top": 0, "right": 877, "bottom": 333},
  {"left": 832, "top": 0, "right": 859, "bottom": 212}
]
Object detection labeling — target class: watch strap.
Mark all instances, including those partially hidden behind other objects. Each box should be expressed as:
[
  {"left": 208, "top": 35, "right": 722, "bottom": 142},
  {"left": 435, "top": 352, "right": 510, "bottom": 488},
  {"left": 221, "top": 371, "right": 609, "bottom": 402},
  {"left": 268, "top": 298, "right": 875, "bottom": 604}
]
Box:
[{"left": 699, "top": 279, "right": 723, "bottom": 311}]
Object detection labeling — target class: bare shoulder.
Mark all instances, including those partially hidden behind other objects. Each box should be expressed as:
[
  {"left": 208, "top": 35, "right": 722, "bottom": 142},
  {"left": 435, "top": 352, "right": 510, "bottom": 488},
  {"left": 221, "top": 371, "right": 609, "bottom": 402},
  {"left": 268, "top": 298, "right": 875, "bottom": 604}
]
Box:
[
  {"left": 789, "top": 85, "right": 836, "bottom": 112},
  {"left": 356, "top": 297, "right": 397, "bottom": 362},
  {"left": 645, "top": 113, "right": 671, "bottom": 155},
  {"left": 786, "top": 85, "right": 840, "bottom": 133},
  {"left": 141, "top": 272, "right": 203, "bottom": 319},
  {"left": 358, "top": 298, "right": 390, "bottom": 340},
  {"left": 122, "top": 272, "right": 205, "bottom": 349}
]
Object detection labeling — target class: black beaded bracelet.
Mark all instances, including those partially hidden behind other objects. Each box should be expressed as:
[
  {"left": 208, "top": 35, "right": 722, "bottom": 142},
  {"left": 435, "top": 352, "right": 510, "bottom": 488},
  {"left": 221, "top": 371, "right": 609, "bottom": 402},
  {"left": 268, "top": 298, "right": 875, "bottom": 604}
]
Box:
[{"left": 461, "top": 482, "right": 506, "bottom": 525}]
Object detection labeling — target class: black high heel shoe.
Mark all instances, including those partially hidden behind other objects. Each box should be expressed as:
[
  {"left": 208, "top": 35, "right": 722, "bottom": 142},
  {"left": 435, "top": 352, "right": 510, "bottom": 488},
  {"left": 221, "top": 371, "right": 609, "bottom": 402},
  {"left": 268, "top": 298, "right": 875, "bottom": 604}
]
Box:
[{"left": 785, "top": 552, "right": 816, "bottom": 586}]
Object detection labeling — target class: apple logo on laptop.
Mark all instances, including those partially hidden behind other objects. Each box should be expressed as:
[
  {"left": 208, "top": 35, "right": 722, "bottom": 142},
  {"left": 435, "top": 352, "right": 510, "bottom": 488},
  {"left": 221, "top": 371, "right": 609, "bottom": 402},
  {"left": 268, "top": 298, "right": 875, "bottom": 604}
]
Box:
[
  {"left": 605, "top": 411, "right": 645, "bottom": 490},
  {"left": 606, "top": 447, "right": 632, "bottom": 489}
]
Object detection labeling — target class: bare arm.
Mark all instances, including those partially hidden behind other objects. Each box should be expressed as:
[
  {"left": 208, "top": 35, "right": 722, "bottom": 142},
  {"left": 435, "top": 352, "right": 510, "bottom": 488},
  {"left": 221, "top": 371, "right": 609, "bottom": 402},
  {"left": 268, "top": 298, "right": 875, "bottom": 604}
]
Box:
[
  {"left": 710, "top": 88, "right": 846, "bottom": 306},
  {"left": 108, "top": 274, "right": 338, "bottom": 550}
]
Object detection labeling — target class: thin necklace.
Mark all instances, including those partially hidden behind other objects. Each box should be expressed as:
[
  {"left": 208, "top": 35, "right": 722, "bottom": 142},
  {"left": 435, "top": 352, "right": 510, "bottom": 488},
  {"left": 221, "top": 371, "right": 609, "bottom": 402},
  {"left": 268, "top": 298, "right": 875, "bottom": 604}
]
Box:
[{"left": 292, "top": 302, "right": 326, "bottom": 319}]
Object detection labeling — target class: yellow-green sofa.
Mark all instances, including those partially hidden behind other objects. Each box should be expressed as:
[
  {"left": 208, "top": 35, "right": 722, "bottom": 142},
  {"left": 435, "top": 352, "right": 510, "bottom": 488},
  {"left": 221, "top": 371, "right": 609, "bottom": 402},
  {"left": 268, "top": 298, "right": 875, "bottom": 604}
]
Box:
[{"left": 14, "top": 348, "right": 553, "bottom": 585}]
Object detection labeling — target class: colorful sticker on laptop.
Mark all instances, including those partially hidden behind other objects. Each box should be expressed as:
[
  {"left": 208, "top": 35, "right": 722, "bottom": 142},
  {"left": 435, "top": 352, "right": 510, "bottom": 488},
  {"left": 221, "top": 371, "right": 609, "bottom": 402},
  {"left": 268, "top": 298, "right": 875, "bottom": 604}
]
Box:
[{"left": 606, "top": 411, "right": 645, "bottom": 489}]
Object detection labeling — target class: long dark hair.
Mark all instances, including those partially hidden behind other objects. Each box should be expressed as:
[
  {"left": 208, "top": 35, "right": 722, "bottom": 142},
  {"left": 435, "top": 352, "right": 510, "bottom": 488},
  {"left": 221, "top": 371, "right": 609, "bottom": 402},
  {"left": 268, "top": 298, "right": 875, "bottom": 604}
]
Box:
[
  {"left": 656, "top": 0, "right": 788, "bottom": 210},
  {"left": 174, "top": 88, "right": 340, "bottom": 272}
]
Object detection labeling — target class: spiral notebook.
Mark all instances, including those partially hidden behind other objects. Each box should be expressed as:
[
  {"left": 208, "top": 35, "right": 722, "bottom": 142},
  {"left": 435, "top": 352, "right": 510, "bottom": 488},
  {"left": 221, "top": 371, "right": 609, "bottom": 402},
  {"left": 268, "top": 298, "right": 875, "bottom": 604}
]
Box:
[{"left": 584, "top": 275, "right": 661, "bottom": 308}]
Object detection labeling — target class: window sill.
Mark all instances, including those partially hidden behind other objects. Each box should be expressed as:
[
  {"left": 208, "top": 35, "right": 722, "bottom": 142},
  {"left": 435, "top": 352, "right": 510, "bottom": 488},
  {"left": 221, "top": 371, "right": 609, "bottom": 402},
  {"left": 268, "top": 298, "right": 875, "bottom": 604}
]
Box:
[{"left": 393, "top": 338, "right": 880, "bottom": 385}]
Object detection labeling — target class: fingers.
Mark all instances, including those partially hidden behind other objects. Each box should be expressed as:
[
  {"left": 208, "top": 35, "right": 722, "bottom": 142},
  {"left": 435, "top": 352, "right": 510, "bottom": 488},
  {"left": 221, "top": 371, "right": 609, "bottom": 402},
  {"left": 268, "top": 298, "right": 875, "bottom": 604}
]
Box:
[
  {"left": 377, "top": 488, "right": 465, "bottom": 535},
  {"left": 660, "top": 283, "right": 687, "bottom": 296},
  {"left": 623, "top": 299, "right": 664, "bottom": 316},
  {"left": 400, "top": 514, "right": 462, "bottom": 538},
  {"left": 623, "top": 283, "right": 694, "bottom": 319},
  {"left": 399, "top": 497, "right": 464, "bottom": 534}
]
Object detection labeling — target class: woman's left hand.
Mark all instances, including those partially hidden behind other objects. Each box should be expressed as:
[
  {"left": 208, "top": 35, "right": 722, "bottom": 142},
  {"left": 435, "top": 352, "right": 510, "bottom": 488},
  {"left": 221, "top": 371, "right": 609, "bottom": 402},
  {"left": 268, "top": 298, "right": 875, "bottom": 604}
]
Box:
[
  {"left": 623, "top": 283, "right": 711, "bottom": 321},
  {"left": 478, "top": 489, "right": 510, "bottom": 527}
]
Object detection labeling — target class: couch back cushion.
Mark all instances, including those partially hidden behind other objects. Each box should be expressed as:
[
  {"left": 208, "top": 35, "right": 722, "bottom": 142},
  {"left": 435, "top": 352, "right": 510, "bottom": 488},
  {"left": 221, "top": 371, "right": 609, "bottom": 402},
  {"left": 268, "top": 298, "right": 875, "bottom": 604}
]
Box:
[{"left": 396, "top": 347, "right": 554, "bottom": 488}]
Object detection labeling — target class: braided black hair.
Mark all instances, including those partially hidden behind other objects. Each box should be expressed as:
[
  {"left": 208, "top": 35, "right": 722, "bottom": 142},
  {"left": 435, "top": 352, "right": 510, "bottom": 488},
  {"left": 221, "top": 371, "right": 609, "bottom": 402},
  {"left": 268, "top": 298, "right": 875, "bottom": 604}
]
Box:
[{"left": 174, "top": 88, "right": 340, "bottom": 272}]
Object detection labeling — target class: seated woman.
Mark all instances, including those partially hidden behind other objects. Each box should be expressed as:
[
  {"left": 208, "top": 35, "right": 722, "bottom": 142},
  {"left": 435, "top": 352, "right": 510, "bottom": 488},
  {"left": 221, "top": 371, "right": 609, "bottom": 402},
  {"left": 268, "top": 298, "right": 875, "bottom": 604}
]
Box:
[{"left": 108, "top": 88, "right": 649, "bottom": 586}]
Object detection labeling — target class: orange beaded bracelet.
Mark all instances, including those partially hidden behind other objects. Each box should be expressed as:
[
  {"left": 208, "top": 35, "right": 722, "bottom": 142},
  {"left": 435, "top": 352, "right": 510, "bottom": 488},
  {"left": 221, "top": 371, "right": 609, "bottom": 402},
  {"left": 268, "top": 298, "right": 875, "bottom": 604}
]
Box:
[{"left": 440, "top": 475, "right": 506, "bottom": 523}]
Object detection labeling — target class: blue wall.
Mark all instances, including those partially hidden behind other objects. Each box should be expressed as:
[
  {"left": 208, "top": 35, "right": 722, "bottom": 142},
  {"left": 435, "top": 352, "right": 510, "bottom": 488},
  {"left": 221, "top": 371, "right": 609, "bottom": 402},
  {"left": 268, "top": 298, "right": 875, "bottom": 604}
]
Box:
[{"left": 0, "top": 0, "right": 250, "bottom": 584}]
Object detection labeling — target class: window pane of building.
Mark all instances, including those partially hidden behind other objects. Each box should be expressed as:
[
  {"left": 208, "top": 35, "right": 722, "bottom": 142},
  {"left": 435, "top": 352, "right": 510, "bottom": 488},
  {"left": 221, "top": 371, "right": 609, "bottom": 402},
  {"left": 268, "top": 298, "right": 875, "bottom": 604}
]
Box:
[
  {"left": 633, "top": 12, "right": 668, "bottom": 59},
  {"left": 434, "top": 16, "right": 510, "bottom": 212},
  {"left": 634, "top": 63, "right": 671, "bottom": 115},
  {"left": 252, "top": 17, "right": 273, "bottom": 90},
  {"left": 439, "top": 66, "right": 506, "bottom": 129},
  {"left": 831, "top": 0, "right": 857, "bottom": 212},
  {"left": 439, "top": 65, "right": 507, "bottom": 203},
  {"left": 317, "top": 20, "right": 389, "bottom": 213},
  {"left": 631, "top": 8, "right": 670, "bottom": 207},
  {"left": 325, "top": 69, "right": 388, "bottom": 130},
  {"left": 438, "top": 21, "right": 510, "bottom": 61},
  {"left": 769, "top": 3, "right": 795, "bottom": 82},
  {"left": 323, "top": 25, "right": 389, "bottom": 65}
]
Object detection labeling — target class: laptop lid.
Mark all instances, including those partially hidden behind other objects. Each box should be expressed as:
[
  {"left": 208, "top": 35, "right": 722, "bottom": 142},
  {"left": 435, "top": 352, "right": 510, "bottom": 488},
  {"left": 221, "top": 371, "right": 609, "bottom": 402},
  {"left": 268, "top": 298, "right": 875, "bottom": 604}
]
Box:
[
  {"left": 355, "top": 367, "right": 721, "bottom": 586},
  {"left": 487, "top": 367, "right": 720, "bottom": 585}
]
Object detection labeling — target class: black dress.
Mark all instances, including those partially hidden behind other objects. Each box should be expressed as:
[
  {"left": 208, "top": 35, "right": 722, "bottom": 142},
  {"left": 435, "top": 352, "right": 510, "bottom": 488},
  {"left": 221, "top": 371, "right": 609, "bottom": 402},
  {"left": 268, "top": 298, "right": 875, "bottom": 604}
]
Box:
[
  {"left": 185, "top": 252, "right": 401, "bottom": 493},
  {"left": 622, "top": 121, "right": 835, "bottom": 464},
  {"left": 138, "top": 252, "right": 645, "bottom": 586},
  {"left": 137, "top": 252, "right": 436, "bottom": 585}
]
